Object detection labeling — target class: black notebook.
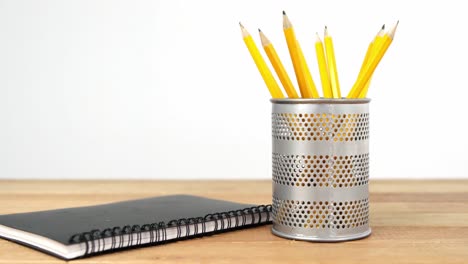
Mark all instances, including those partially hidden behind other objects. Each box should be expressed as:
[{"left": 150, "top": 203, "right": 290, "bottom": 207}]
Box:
[{"left": 0, "top": 195, "right": 272, "bottom": 260}]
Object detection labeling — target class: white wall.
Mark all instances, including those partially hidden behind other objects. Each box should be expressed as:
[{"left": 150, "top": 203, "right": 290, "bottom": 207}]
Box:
[{"left": 1, "top": 0, "right": 467, "bottom": 179}]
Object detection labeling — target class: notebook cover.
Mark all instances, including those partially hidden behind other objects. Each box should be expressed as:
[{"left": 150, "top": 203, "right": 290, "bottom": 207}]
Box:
[{"left": 0, "top": 195, "right": 269, "bottom": 246}]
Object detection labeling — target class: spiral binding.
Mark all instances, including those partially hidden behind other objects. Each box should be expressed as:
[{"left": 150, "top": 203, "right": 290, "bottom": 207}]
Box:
[{"left": 69, "top": 204, "right": 272, "bottom": 257}]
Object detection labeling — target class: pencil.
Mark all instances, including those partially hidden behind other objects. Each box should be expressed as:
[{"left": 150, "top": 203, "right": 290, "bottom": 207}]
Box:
[
  {"left": 358, "top": 25, "right": 386, "bottom": 98},
  {"left": 240, "top": 23, "right": 284, "bottom": 98},
  {"left": 315, "top": 33, "right": 332, "bottom": 98},
  {"left": 347, "top": 25, "right": 385, "bottom": 98},
  {"left": 296, "top": 40, "right": 320, "bottom": 98},
  {"left": 282, "top": 11, "right": 319, "bottom": 98},
  {"left": 324, "top": 26, "right": 341, "bottom": 98},
  {"left": 259, "top": 29, "right": 299, "bottom": 98},
  {"left": 349, "top": 21, "right": 399, "bottom": 98}
]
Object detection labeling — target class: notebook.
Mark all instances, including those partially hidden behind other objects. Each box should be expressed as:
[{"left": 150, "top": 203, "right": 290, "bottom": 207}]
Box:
[{"left": 0, "top": 195, "right": 272, "bottom": 260}]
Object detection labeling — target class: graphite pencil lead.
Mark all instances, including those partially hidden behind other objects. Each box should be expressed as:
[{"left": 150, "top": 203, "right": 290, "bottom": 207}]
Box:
[
  {"left": 382, "top": 24, "right": 385, "bottom": 30},
  {"left": 377, "top": 25, "right": 385, "bottom": 37},
  {"left": 258, "top": 28, "right": 261, "bottom": 32},
  {"left": 239, "top": 22, "right": 244, "bottom": 28},
  {"left": 282, "top": 12, "right": 292, "bottom": 29}
]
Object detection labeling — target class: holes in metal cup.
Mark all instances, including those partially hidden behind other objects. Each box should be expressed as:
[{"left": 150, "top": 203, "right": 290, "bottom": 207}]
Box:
[
  {"left": 272, "top": 112, "right": 369, "bottom": 142},
  {"left": 272, "top": 197, "right": 369, "bottom": 229},
  {"left": 273, "top": 153, "right": 369, "bottom": 188}
]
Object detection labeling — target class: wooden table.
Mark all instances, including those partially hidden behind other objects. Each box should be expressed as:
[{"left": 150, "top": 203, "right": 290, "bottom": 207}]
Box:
[{"left": 0, "top": 180, "right": 467, "bottom": 263}]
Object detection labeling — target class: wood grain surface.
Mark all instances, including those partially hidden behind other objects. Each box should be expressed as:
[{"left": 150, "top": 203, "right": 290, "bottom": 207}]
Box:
[{"left": 0, "top": 180, "right": 467, "bottom": 263}]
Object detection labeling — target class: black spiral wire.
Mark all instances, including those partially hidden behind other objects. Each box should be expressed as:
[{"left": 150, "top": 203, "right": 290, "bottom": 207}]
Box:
[{"left": 69, "top": 204, "right": 272, "bottom": 256}]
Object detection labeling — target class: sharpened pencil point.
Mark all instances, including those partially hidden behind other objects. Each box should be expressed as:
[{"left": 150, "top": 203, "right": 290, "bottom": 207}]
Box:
[
  {"left": 388, "top": 20, "right": 399, "bottom": 38},
  {"left": 282, "top": 10, "right": 286, "bottom": 15},
  {"left": 382, "top": 24, "right": 385, "bottom": 30},
  {"left": 258, "top": 28, "right": 261, "bottom": 32},
  {"left": 239, "top": 22, "right": 243, "bottom": 28},
  {"left": 315, "top": 32, "right": 322, "bottom": 42}
]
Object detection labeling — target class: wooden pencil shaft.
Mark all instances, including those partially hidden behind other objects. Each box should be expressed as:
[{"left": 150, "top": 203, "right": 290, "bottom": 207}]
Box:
[
  {"left": 324, "top": 27, "right": 341, "bottom": 98},
  {"left": 315, "top": 35, "right": 332, "bottom": 98},
  {"left": 260, "top": 30, "right": 299, "bottom": 98},
  {"left": 241, "top": 24, "right": 284, "bottom": 98}
]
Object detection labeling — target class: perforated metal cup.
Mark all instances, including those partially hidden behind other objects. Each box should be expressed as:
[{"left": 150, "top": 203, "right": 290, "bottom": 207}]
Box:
[{"left": 271, "top": 98, "right": 371, "bottom": 242}]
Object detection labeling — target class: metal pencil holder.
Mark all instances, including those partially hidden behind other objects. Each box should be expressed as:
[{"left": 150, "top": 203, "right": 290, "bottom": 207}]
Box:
[{"left": 271, "top": 98, "right": 371, "bottom": 242}]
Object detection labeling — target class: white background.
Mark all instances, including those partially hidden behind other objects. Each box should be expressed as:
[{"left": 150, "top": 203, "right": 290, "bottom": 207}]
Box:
[{"left": 1, "top": 0, "right": 467, "bottom": 179}]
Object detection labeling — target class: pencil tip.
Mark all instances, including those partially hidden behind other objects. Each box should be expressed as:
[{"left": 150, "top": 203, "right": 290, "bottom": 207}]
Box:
[
  {"left": 239, "top": 22, "right": 243, "bottom": 28},
  {"left": 282, "top": 10, "right": 286, "bottom": 15},
  {"left": 382, "top": 24, "right": 385, "bottom": 30},
  {"left": 258, "top": 28, "right": 261, "bottom": 32},
  {"left": 388, "top": 20, "right": 400, "bottom": 38}
]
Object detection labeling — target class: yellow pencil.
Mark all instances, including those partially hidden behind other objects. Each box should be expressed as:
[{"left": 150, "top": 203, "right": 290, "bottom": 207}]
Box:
[
  {"left": 315, "top": 33, "right": 332, "bottom": 98},
  {"left": 259, "top": 29, "right": 299, "bottom": 98},
  {"left": 296, "top": 40, "right": 320, "bottom": 98},
  {"left": 324, "top": 26, "right": 341, "bottom": 98},
  {"left": 282, "top": 11, "right": 319, "bottom": 98},
  {"left": 347, "top": 25, "right": 385, "bottom": 98},
  {"left": 349, "top": 21, "right": 399, "bottom": 98},
  {"left": 358, "top": 25, "right": 386, "bottom": 98},
  {"left": 239, "top": 23, "right": 284, "bottom": 98},
  {"left": 358, "top": 25, "right": 385, "bottom": 79}
]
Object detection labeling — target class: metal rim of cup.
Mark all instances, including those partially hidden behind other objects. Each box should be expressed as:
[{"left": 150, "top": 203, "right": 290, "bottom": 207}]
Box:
[{"left": 270, "top": 98, "right": 371, "bottom": 104}]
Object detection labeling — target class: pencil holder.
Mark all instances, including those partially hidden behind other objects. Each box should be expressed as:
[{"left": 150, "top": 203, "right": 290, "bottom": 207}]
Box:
[{"left": 270, "top": 98, "right": 371, "bottom": 242}]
